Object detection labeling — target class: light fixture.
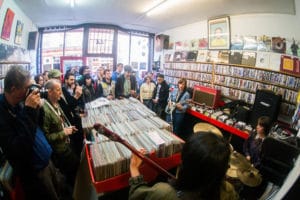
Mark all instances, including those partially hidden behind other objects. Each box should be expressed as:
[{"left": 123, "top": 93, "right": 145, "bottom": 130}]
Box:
[
  {"left": 146, "top": 0, "right": 182, "bottom": 16},
  {"left": 70, "top": 0, "right": 75, "bottom": 7},
  {"left": 64, "top": 0, "right": 75, "bottom": 7}
]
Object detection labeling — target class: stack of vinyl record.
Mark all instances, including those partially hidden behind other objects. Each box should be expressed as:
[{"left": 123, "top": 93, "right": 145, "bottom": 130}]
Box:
[{"left": 82, "top": 98, "right": 183, "bottom": 181}]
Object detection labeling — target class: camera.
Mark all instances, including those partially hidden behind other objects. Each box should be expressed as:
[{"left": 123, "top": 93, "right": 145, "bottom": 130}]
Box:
[{"left": 27, "top": 84, "right": 48, "bottom": 98}]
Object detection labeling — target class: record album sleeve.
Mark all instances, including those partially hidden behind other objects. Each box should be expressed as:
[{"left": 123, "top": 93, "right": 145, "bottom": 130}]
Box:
[
  {"left": 269, "top": 53, "right": 281, "bottom": 71},
  {"left": 243, "top": 36, "right": 258, "bottom": 51},
  {"left": 196, "top": 50, "right": 208, "bottom": 62},
  {"left": 257, "top": 35, "right": 272, "bottom": 51},
  {"left": 280, "top": 55, "right": 294, "bottom": 73},
  {"left": 186, "top": 51, "right": 198, "bottom": 61},
  {"left": 241, "top": 51, "right": 256, "bottom": 66},
  {"left": 207, "top": 51, "right": 219, "bottom": 63},
  {"left": 229, "top": 51, "right": 243, "bottom": 64},
  {"left": 218, "top": 51, "right": 229, "bottom": 64},
  {"left": 198, "top": 38, "right": 208, "bottom": 49},
  {"left": 189, "top": 39, "right": 198, "bottom": 50},
  {"left": 231, "top": 35, "right": 244, "bottom": 50},
  {"left": 272, "top": 37, "right": 286, "bottom": 54},
  {"left": 256, "top": 52, "right": 270, "bottom": 69},
  {"left": 294, "top": 58, "right": 300, "bottom": 74}
]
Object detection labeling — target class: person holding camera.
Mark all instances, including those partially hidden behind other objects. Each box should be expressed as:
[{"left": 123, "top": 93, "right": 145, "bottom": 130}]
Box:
[
  {"left": 40, "top": 79, "right": 80, "bottom": 187},
  {"left": 61, "top": 72, "right": 85, "bottom": 158},
  {"left": 0, "top": 66, "right": 69, "bottom": 199}
]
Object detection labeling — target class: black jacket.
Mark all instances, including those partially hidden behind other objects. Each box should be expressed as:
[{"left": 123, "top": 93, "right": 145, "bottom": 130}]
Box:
[
  {"left": 0, "top": 94, "right": 38, "bottom": 177},
  {"left": 152, "top": 80, "right": 169, "bottom": 108},
  {"left": 115, "top": 74, "right": 137, "bottom": 98}
]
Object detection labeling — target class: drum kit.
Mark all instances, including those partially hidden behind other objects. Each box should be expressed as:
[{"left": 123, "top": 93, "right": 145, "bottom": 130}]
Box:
[
  {"left": 228, "top": 151, "right": 262, "bottom": 187},
  {"left": 193, "top": 122, "right": 223, "bottom": 137},
  {"left": 193, "top": 122, "right": 262, "bottom": 188}
]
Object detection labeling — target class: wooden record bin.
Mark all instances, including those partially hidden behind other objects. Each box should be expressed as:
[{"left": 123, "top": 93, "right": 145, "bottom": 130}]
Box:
[{"left": 85, "top": 144, "right": 182, "bottom": 193}]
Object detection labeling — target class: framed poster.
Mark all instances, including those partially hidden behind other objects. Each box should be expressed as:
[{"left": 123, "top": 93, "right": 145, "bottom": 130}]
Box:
[
  {"left": 208, "top": 16, "right": 230, "bottom": 50},
  {"left": 1, "top": 8, "right": 15, "bottom": 41},
  {"left": 14, "top": 20, "right": 24, "bottom": 45}
]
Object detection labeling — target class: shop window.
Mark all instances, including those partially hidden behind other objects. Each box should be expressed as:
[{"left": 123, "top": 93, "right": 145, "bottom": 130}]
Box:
[
  {"left": 130, "top": 34, "right": 149, "bottom": 75},
  {"left": 88, "top": 28, "right": 114, "bottom": 54},
  {"left": 117, "top": 30, "right": 130, "bottom": 66},
  {"left": 41, "top": 32, "right": 64, "bottom": 72},
  {"left": 64, "top": 28, "right": 83, "bottom": 57}
]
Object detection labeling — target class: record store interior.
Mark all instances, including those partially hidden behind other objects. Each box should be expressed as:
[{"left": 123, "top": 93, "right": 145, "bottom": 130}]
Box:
[{"left": 1, "top": 0, "right": 300, "bottom": 199}]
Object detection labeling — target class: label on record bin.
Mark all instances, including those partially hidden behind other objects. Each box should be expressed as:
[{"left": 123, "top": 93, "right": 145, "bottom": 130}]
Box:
[{"left": 148, "top": 131, "right": 165, "bottom": 145}]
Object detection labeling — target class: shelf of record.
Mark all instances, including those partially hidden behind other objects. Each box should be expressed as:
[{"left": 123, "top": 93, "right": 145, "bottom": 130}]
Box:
[
  {"left": 81, "top": 97, "right": 183, "bottom": 193},
  {"left": 0, "top": 61, "right": 31, "bottom": 93},
  {"left": 164, "top": 62, "right": 299, "bottom": 105}
]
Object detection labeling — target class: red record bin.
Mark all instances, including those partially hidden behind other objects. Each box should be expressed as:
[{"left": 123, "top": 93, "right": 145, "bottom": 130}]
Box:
[{"left": 85, "top": 144, "right": 182, "bottom": 193}]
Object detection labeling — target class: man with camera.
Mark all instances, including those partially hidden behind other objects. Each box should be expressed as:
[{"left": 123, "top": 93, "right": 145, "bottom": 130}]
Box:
[
  {"left": 41, "top": 79, "right": 80, "bottom": 187},
  {"left": 61, "top": 72, "right": 84, "bottom": 158},
  {"left": 0, "top": 66, "right": 67, "bottom": 199}
]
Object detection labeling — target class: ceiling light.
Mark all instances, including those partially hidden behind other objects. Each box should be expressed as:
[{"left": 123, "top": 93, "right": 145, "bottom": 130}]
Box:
[{"left": 70, "top": 0, "right": 75, "bottom": 7}]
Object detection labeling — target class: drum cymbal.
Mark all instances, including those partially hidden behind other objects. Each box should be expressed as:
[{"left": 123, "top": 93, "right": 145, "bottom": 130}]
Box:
[
  {"left": 237, "top": 168, "right": 262, "bottom": 187},
  {"left": 226, "top": 166, "right": 238, "bottom": 178},
  {"left": 193, "top": 122, "right": 223, "bottom": 137},
  {"left": 229, "top": 151, "right": 251, "bottom": 170}
]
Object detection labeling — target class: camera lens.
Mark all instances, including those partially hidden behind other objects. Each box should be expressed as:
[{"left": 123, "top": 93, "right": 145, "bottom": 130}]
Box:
[{"left": 26, "top": 84, "right": 41, "bottom": 97}]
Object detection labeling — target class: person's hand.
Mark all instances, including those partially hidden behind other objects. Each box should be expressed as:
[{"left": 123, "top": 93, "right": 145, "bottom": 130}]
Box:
[
  {"left": 64, "top": 126, "right": 74, "bottom": 136},
  {"left": 107, "top": 95, "right": 114, "bottom": 100},
  {"left": 130, "top": 90, "right": 136, "bottom": 97},
  {"left": 246, "top": 155, "right": 251, "bottom": 161},
  {"left": 71, "top": 126, "right": 78, "bottom": 133},
  {"left": 25, "top": 89, "right": 41, "bottom": 109},
  {"left": 152, "top": 99, "right": 158, "bottom": 103},
  {"left": 130, "top": 148, "right": 146, "bottom": 177},
  {"left": 176, "top": 103, "right": 183, "bottom": 110}
]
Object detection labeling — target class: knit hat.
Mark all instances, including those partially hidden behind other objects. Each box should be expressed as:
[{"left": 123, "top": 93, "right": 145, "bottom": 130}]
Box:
[{"left": 48, "top": 69, "right": 62, "bottom": 79}]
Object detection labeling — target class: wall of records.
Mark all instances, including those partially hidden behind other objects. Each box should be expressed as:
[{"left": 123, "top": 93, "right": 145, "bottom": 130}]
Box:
[
  {"left": 163, "top": 50, "right": 300, "bottom": 123},
  {"left": 0, "top": 61, "right": 31, "bottom": 93}
]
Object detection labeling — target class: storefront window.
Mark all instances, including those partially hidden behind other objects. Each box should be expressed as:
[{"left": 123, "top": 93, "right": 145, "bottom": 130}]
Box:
[
  {"left": 41, "top": 32, "right": 64, "bottom": 72},
  {"left": 130, "top": 34, "right": 149, "bottom": 76},
  {"left": 88, "top": 28, "right": 114, "bottom": 54},
  {"left": 117, "top": 30, "right": 130, "bottom": 65},
  {"left": 39, "top": 25, "right": 153, "bottom": 75},
  {"left": 65, "top": 28, "right": 83, "bottom": 57}
]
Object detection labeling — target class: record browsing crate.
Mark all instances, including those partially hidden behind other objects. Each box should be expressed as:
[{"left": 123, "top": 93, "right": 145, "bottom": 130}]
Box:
[{"left": 82, "top": 98, "right": 184, "bottom": 193}]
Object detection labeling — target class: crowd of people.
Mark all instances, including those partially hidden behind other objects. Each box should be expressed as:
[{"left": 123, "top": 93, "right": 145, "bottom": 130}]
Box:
[{"left": 0, "top": 63, "right": 276, "bottom": 199}]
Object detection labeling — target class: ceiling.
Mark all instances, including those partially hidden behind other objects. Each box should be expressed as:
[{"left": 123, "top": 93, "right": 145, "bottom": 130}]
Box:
[{"left": 14, "top": 0, "right": 295, "bottom": 34}]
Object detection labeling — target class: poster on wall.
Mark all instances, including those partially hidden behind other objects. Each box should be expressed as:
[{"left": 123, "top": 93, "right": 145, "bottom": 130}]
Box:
[
  {"left": 14, "top": 20, "right": 24, "bottom": 45},
  {"left": 1, "top": 8, "right": 15, "bottom": 41},
  {"left": 208, "top": 16, "right": 230, "bottom": 50}
]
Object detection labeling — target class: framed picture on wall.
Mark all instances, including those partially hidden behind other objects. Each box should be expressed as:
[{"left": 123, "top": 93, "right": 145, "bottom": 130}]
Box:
[
  {"left": 1, "top": 8, "right": 15, "bottom": 41},
  {"left": 208, "top": 16, "right": 230, "bottom": 50},
  {"left": 14, "top": 20, "right": 24, "bottom": 45}
]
